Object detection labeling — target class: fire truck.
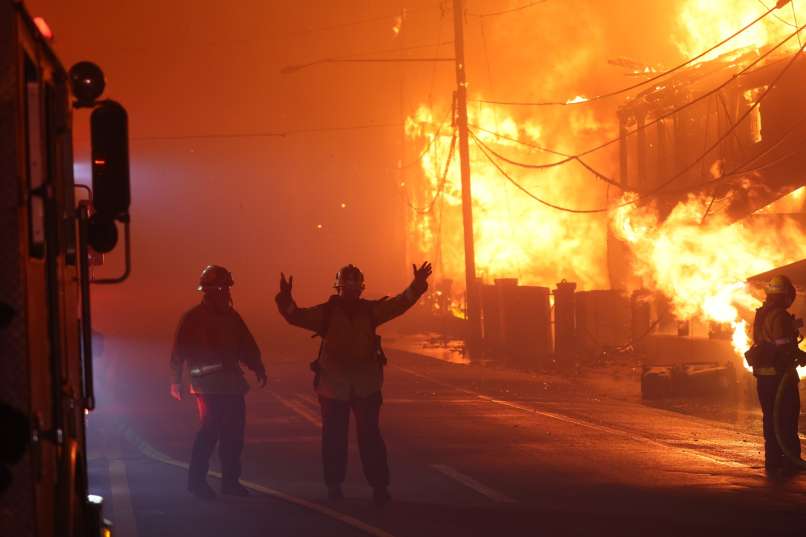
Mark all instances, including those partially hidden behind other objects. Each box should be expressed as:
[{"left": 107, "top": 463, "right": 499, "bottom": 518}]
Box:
[{"left": 1, "top": 1, "right": 131, "bottom": 535}]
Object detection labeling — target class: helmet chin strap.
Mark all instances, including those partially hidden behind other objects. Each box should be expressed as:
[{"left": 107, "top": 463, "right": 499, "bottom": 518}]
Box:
[
  {"left": 203, "top": 290, "right": 233, "bottom": 311},
  {"left": 337, "top": 285, "right": 363, "bottom": 299}
]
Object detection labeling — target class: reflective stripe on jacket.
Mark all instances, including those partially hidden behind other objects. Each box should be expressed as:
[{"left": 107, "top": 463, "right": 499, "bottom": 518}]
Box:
[
  {"left": 753, "top": 306, "right": 797, "bottom": 376},
  {"left": 170, "top": 301, "right": 264, "bottom": 394}
]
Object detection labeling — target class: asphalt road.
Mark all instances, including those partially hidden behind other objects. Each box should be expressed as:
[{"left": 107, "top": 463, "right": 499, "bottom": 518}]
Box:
[{"left": 88, "top": 340, "right": 806, "bottom": 537}]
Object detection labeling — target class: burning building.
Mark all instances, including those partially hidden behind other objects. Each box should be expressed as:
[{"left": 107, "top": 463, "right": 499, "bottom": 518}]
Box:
[{"left": 402, "top": 0, "right": 806, "bottom": 385}]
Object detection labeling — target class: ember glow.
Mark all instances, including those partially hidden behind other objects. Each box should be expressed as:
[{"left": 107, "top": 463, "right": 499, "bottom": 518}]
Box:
[{"left": 392, "top": 11, "right": 404, "bottom": 36}]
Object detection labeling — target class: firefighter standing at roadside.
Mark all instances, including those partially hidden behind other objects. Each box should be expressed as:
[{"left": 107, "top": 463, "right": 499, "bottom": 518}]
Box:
[
  {"left": 747, "top": 274, "right": 806, "bottom": 475},
  {"left": 170, "top": 265, "right": 267, "bottom": 499},
  {"left": 275, "top": 262, "right": 431, "bottom": 506}
]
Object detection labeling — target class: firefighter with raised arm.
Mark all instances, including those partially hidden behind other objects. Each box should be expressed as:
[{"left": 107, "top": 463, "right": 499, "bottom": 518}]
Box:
[
  {"left": 746, "top": 274, "right": 806, "bottom": 476},
  {"left": 170, "top": 265, "right": 268, "bottom": 499},
  {"left": 275, "top": 262, "right": 431, "bottom": 506}
]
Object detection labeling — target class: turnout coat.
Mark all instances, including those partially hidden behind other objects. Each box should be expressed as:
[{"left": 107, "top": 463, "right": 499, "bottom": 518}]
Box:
[
  {"left": 170, "top": 301, "right": 265, "bottom": 394},
  {"left": 277, "top": 282, "right": 426, "bottom": 400}
]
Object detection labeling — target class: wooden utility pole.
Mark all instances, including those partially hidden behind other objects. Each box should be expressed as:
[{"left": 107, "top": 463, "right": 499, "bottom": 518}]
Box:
[{"left": 452, "top": 0, "right": 481, "bottom": 343}]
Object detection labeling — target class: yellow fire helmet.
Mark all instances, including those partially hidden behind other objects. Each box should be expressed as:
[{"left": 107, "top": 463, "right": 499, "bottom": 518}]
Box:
[
  {"left": 197, "top": 265, "right": 234, "bottom": 291},
  {"left": 766, "top": 274, "right": 795, "bottom": 296},
  {"left": 334, "top": 264, "right": 365, "bottom": 290}
]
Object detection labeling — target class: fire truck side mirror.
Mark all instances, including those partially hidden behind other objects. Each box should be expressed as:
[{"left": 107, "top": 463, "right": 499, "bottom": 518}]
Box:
[
  {"left": 87, "top": 214, "right": 118, "bottom": 254},
  {"left": 90, "top": 100, "right": 130, "bottom": 222}
]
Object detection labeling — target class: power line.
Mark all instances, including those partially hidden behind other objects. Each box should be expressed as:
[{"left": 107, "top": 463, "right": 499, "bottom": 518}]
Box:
[
  {"left": 640, "top": 35, "right": 806, "bottom": 197},
  {"left": 759, "top": 0, "right": 798, "bottom": 28},
  {"left": 469, "top": 129, "right": 622, "bottom": 187},
  {"left": 470, "top": 130, "right": 612, "bottom": 214},
  {"left": 407, "top": 129, "right": 458, "bottom": 214},
  {"left": 658, "top": 113, "right": 806, "bottom": 199},
  {"left": 475, "top": 3, "right": 778, "bottom": 107},
  {"left": 473, "top": 42, "right": 800, "bottom": 194},
  {"left": 468, "top": 124, "right": 572, "bottom": 157},
  {"left": 131, "top": 122, "right": 404, "bottom": 142},
  {"left": 282, "top": 56, "right": 455, "bottom": 74},
  {"left": 478, "top": 13, "right": 524, "bottom": 279},
  {"left": 398, "top": 105, "right": 455, "bottom": 170},
  {"left": 468, "top": 0, "right": 548, "bottom": 18},
  {"left": 471, "top": 34, "right": 806, "bottom": 216},
  {"left": 467, "top": 21, "right": 806, "bottom": 170}
]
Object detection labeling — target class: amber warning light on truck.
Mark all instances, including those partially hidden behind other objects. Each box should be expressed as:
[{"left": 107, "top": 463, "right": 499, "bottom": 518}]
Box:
[{"left": 32, "top": 17, "right": 53, "bottom": 40}]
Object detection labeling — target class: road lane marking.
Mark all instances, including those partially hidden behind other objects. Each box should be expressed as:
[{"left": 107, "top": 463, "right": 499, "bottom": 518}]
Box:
[
  {"left": 431, "top": 465, "right": 516, "bottom": 503},
  {"left": 246, "top": 435, "right": 319, "bottom": 444},
  {"left": 301, "top": 394, "right": 481, "bottom": 406},
  {"left": 108, "top": 460, "right": 139, "bottom": 537},
  {"left": 296, "top": 393, "right": 320, "bottom": 409},
  {"left": 104, "top": 429, "right": 139, "bottom": 537},
  {"left": 393, "top": 365, "right": 748, "bottom": 469},
  {"left": 384, "top": 398, "right": 482, "bottom": 404},
  {"left": 119, "top": 425, "right": 398, "bottom": 537},
  {"left": 250, "top": 416, "right": 297, "bottom": 425},
  {"left": 273, "top": 393, "right": 322, "bottom": 428}
]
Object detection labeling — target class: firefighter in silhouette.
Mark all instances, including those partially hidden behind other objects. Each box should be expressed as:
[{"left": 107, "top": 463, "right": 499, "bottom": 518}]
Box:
[
  {"left": 170, "top": 265, "right": 267, "bottom": 499},
  {"left": 747, "top": 274, "right": 806, "bottom": 475},
  {"left": 276, "top": 262, "right": 431, "bottom": 506}
]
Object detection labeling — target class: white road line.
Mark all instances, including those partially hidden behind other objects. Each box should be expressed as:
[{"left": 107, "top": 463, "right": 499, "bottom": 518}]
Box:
[
  {"left": 105, "top": 430, "right": 139, "bottom": 537},
  {"left": 296, "top": 393, "right": 319, "bottom": 409},
  {"left": 384, "top": 398, "right": 482, "bottom": 404},
  {"left": 300, "top": 395, "right": 481, "bottom": 405},
  {"left": 246, "top": 435, "right": 319, "bottom": 444},
  {"left": 431, "top": 464, "right": 516, "bottom": 503},
  {"left": 393, "top": 365, "right": 748, "bottom": 469},
  {"left": 250, "top": 416, "right": 297, "bottom": 425},
  {"left": 120, "top": 425, "right": 398, "bottom": 537},
  {"left": 273, "top": 393, "right": 322, "bottom": 428}
]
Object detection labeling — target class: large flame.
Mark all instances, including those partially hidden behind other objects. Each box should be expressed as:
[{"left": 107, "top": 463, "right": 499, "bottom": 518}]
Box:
[
  {"left": 403, "top": 1, "right": 806, "bottom": 378},
  {"left": 612, "top": 193, "right": 806, "bottom": 374},
  {"left": 404, "top": 103, "right": 615, "bottom": 291},
  {"left": 677, "top": 0, "right": 806, "bottom": 61}
]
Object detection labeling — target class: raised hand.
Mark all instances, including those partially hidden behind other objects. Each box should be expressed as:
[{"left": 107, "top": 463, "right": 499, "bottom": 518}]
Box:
[
  {"left": 279, "top": 272, "right": 294, "bottom": 296},
  {"left": 412, "top": 261, "right": 432, "bottom": 283},
  {"left": 170, "top": 383, "right": 182, "bottom": 401}
]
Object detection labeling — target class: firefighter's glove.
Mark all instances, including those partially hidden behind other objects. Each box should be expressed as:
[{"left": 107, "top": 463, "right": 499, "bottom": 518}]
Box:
[
  {"left": 412, "top": 261, "right": 432, "bottom": 294},
  {"left": 276, "top": 272, "right": 294, "bottom": 306},
  {"left": 256, "top": 370, "right": 268, "bottom": 388}
]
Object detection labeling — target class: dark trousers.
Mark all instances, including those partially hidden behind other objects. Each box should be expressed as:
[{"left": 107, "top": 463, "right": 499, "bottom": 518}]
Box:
[
  {"left": 319, "top": 391, "right": 389, "bottom": 489},
  {"left": 756, "top": 372, "right": 801, "bottom": 468},
  {"left": 188, "top": 394, "right": 246, "bottom": 487}
]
